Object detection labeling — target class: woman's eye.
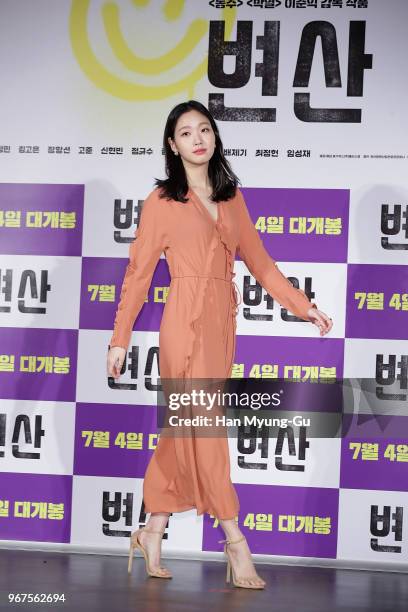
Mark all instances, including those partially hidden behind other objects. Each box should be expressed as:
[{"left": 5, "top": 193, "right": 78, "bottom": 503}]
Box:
[{"left": 180, "top": 128, "right": 209, "bottom": 136}]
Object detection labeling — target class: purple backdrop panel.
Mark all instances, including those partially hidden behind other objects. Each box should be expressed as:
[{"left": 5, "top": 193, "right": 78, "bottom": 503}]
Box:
[
  {"left": 0, "top": 328, "right": 77, "bottom": 401},
  {"left": 0, "top": 183, "right": 84, "bottom": 255},
  {"left": 240, "top": 187, "right": 349, "bottom": 263},
  {"left": 80, "top": 257, "right": 169, "bottom": 332},
  {"left": 235, "top": 335, "right": 344, "bottom": 379},
  {"left": 346, "top": 264, "right": 408, "bottom": 340},
  {"left": 73, "top": 402, "right": 158, "bottom": 478},
  {"left": 203, "top": 483, "right": 338, "bottom": 558},
  {"left": 0, "top": 472, "right": 72, "bottom": 542},
  {"left": 340, "top": 414, "right": 408, "bottom": 492}
]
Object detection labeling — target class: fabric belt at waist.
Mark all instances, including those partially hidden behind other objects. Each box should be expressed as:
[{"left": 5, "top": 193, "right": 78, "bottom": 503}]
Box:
[
  {"left": 172, "top": 275, "right": 231, "bottom": 282},
  {"left": 171, "top": 275, "right": 242, "bottom": 309}
]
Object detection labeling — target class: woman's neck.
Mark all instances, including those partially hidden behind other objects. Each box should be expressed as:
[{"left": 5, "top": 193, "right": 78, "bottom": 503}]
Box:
[{"left": 185, "top": 165, "right": 211, "bottom": 191}]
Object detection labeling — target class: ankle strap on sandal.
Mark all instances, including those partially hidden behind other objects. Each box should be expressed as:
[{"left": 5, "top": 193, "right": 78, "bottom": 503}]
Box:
[
  {"left": 218, "top": 535, "right": 245, "bottom": 545},
  {"left": 143, "top": 527, "right": 165, "bottom": 534}
]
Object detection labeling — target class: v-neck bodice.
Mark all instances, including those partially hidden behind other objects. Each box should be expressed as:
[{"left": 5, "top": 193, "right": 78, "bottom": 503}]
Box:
[{"left": 188, "top": 187, "right": 219, "bottom": 225}]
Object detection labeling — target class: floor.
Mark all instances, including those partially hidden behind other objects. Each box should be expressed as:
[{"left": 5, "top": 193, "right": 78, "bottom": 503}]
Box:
[{"left": 0, "top": 548, "right": 407, "bottom": 612}]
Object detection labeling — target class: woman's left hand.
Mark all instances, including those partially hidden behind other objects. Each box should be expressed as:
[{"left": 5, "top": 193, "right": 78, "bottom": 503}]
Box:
[{"left": 307, "top": 307, "right": 333, "bottom": 336}]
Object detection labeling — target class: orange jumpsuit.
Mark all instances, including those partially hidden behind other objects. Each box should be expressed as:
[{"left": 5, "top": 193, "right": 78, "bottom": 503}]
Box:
[{"left": 110, "top": 186, "right": 317, "bottom": 519}]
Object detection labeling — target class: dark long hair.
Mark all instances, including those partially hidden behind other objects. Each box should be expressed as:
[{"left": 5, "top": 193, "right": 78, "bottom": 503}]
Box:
[{"left": 154, "top": 100, "right": 241, "bottom": 203}]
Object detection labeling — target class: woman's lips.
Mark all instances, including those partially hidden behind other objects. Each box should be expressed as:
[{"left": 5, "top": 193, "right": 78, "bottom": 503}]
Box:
[{"left": 193, "top": 149, "right": 207, "bottom": 155}]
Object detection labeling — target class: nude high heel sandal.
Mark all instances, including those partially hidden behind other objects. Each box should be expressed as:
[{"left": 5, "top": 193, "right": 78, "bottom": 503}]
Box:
[
  {"left": 218, "top": 535, "right": 265, "bottom": 589},
  {"left": 128, "top": 527, "right": 172, "bottom": 578}
]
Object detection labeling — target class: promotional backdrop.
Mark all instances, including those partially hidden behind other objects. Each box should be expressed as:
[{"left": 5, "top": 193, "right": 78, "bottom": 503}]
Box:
[{"left": 0, "top": 0, "right": 407, "bottom": 570}]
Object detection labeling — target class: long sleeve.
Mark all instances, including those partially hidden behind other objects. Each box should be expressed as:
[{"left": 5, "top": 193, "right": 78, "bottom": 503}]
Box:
[
  {"left": 236, "top": 188, "right": 318, "bottom": 322},
  {"left": 109, "top": 188, "right": 168, "bottom": 350}
]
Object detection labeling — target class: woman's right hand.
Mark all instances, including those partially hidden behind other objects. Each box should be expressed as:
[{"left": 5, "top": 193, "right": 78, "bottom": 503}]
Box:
[{"left": 107, "top": 346, "right": 126, "bottom": 379}]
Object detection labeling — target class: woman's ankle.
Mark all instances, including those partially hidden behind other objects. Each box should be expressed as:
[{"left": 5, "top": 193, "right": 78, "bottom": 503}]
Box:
[
  {"left": 219, "top": 518, "right": 242, "bottom": 542},
  {"left": 145, "top": 512, "right": 170, "bottom": 531}
]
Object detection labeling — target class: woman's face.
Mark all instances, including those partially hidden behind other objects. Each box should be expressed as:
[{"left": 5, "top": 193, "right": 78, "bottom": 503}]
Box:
[{"left": 169, "top": 110, "right": 216, "bottom": 166}]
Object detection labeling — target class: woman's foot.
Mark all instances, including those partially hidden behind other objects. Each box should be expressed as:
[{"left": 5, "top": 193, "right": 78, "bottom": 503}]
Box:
[
  {"left": 134, "top": 528, "right": 172, "bottom": 578},
  {"left": 224, "top": 534, "right": 266, "bottom": 588}
]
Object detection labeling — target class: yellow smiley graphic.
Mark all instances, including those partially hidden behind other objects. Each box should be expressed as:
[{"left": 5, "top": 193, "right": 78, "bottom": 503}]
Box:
[{"left": 70, "top": 0, "right": 237, "bottom": 100}]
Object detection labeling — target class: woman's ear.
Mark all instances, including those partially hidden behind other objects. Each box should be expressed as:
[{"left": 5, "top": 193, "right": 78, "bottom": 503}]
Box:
[{"left": 168, "top": 137, "right": 175, "bottom": 154}]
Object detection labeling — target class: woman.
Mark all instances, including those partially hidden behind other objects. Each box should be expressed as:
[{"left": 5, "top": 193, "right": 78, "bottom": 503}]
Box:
[{"left": 107, "top": 100, "right": 333, "bottom": 589}]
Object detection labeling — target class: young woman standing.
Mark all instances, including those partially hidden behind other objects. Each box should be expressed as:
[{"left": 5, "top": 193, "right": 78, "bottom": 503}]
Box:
[{"left": 107, "top": 100, "right": 333, "bottom": 589}]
